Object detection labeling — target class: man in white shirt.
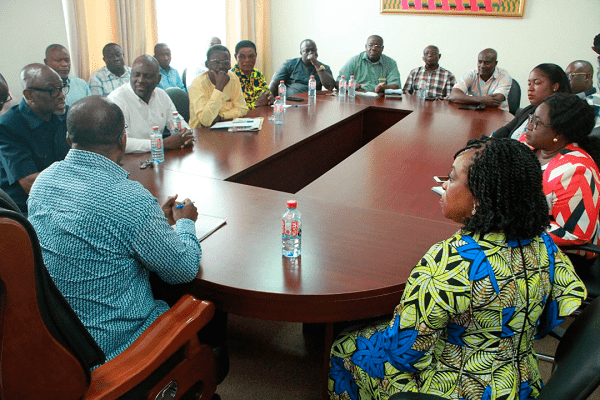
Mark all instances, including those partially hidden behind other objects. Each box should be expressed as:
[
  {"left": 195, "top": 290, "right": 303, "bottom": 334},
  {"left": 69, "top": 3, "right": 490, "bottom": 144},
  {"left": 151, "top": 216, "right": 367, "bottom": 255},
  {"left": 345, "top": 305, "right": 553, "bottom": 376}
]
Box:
[{"left": 108, "top": 55, "right": 194, "bottom": 153}]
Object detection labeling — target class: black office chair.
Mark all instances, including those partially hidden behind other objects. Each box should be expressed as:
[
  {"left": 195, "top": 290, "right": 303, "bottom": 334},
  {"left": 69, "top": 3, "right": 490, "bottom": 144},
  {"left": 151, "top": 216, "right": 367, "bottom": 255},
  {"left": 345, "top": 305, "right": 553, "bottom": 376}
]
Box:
[
  {"left": 166, "top": 87, "right": 190, "bottom": 123},
  {"left": 389, "top": 296, "right": 600, "bottom": 400},
  {"left": 182, "top": 68, "right": 187, "bottom": 89},
  {"left": 507, "top": 79, "right": 521, "bottom": 116},
  {"left": 566, "top": 243, "right": 600, "bottom": 305}
]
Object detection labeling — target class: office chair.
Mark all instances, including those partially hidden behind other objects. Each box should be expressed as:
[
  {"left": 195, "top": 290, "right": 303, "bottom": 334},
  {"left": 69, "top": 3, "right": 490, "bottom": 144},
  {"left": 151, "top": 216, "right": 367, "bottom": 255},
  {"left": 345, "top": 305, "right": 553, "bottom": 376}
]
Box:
[
  {"left": 388, "top": 296, "right": 600, "bottom": 400},
  {"left": 507, "top": 79, "right": 521, "bottom": 115},
  {"left": 0, "top": 209, "right": 218, "bottom": 400},
  {"left": 166, "top": 87, "right": 191, "bottom": 123},
  {"left": 182, "top": 68, "right": 187, "bottom": 89}
]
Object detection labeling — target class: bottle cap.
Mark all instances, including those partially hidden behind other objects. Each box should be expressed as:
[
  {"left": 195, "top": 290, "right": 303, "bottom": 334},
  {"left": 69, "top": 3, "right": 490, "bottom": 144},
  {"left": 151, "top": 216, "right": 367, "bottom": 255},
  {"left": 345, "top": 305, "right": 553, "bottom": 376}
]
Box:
[
  {"left": 172, "top": 111, "right": 178, "bottom": 116},
  {"left": 350, "top": 75, "right": 355, "bottom": 78},
  {"left": 276, "top": 96, "right": 281, "bottom": 100},
  {"left": 341, "top": 75, "right": 345, "bottom": 79},
  {"left": 280, "top": 80, "right": 284, "bottom": 83},
  {"left": 152, "top": 126, "right": 159, "bottom": 131},
  {"left": 286, "top": 200, "right": 297, "bottom": 209},
  {"left": 310, "top": 75, "right": 315, "bottom": 78}
]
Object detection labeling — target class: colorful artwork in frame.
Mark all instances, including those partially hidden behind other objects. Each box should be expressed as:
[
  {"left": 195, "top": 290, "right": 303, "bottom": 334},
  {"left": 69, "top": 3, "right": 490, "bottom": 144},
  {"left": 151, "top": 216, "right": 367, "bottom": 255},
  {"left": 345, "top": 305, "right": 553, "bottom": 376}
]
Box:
[{"left": 381, "top": 0, "right": 526, "bottom": 17}]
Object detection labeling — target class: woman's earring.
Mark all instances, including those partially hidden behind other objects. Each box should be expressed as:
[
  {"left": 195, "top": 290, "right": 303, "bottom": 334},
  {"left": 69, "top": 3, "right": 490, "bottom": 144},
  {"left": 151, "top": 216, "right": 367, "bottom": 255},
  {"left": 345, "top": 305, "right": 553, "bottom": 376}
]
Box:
[
  {"left": 472, "top": 204, "right": 477, "bottom": 215},
  {"left": 553, "top": 137, "right": 558, "bottom": 143}
]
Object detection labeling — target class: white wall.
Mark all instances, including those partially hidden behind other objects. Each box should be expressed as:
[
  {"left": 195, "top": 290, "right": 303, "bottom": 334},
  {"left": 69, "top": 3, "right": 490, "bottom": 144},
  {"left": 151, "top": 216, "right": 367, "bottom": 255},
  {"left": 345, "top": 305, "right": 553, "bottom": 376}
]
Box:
[
  {"left": 0, "top": 0, "right": 68, "bottom": 102},
  {"left": 270, "top": 0, "right": 600, "bottom": 107}
]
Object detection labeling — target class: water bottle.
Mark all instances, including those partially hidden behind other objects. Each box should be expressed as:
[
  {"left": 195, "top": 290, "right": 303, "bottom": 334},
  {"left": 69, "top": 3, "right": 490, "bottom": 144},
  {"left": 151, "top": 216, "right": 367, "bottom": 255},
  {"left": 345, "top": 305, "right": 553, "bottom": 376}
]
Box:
[
  {"left": 417, "top": 77, "right": 426, "bottom": 99},
  {"left": 338, "top": 75, "right": 347, "bottom": 97},
  {"left": 278, "top": 80, "right": 286, "bottom": 104},
  {"left": 282, "top": 200, "right": 301, "bottom": 258},
  {"left": 150, "top": 126, "right": 164, "bottom": 163},
  {"left": 170, "top": 111, "right": 182, "bottom": 134},
  {"left": 273, "top": 96, "right": 284, "bottom": 125},
  {"left": 308, "top": 75, "right": 316, "bottom": 98},
  {"left": 348, "top": 75, "right": 356, "bottom": 98}
]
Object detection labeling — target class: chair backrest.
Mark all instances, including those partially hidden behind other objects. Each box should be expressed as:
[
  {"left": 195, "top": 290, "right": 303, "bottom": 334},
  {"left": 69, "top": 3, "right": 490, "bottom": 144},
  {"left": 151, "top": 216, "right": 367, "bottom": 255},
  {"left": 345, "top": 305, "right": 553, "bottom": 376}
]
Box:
[
  {"left": 166, "top": 87, "right": 190, "bottom": 123},
  {"left": 539, "top": 296, "right": 600, "bottom": 400},
  {"left": 508, "top": 79, "right": 521, "bottom": 115},
  {"left": 182, "top": 68, "right": 187, "bottom": 88},
  {"left": 0, "top": 210, "right": 104, "bottom": 399}
]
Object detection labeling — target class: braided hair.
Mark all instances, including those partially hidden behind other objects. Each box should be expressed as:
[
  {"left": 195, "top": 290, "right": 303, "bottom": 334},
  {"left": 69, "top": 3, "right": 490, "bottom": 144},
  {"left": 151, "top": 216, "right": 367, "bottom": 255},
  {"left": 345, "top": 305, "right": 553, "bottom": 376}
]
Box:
[
  {"left": 541, "top": 93, "right": 600, "bottom": 167},
  {"left": 455, "top": 137, "right": 549, "bottom": 241}
]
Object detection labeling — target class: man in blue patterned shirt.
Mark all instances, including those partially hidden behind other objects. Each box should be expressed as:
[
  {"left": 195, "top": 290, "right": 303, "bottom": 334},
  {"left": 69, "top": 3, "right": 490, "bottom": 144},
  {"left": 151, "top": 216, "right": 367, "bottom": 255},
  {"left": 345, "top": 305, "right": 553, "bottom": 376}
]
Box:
[
  {"left": 88, "top": 43, "right": 132, "bottom": 96},
  {"left": 28, "top": 96, "right": 202, "bottom": 363}
]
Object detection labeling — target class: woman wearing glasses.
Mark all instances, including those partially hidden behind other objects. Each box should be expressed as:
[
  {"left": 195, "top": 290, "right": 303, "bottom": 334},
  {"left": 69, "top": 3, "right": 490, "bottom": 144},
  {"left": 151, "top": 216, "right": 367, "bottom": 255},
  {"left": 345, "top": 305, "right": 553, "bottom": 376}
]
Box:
[
  {"left": 492, "top": 63, "right": 570, "bottom": 140},
  {"left": 329, "top": 137, "right": 585, "bottom": 400},
  {"left": 521, "top": 93, "right": 600, "bottom": 262}
]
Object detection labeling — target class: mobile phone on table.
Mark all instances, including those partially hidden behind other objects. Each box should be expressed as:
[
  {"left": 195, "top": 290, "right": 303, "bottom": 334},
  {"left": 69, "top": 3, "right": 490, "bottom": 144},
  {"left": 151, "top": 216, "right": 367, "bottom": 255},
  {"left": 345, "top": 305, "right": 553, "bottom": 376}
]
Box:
[{"left": 287, "top": 97, "right": 303, "bottom": 102}]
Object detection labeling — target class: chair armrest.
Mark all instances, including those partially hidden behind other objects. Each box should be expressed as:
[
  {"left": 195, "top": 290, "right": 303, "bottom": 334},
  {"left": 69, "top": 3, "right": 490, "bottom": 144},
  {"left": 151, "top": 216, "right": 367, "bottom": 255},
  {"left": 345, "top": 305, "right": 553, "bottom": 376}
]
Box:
[
  {"left": 566, "top": 243, "right": 600, "bottom": 254},
  {"left": 85, "top": 295, "right": 215, "bottom": 400}
]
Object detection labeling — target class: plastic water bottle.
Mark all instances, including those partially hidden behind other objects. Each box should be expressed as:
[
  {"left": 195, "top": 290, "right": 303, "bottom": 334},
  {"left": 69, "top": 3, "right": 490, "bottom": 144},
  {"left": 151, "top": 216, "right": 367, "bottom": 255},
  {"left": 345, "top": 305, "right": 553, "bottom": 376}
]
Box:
[
  {"left": 150, "top": 126, "right": 164, "bottom": 163},
  {"left": 338, "top": 75, "right": 347, "bottom": 97},
  {"left": 348, "top": 75, "right": 356, "bottom": 98},
  {"left": 278, "top": 80, "right": 286, "bottom": 104},
  {"left": 282, "top": 200, "right": 301, "bottom": 258},
  {"left": 170, "top": 111, "right": 182, "bottom": 134},
  {"left": 273, "top": 96, "right": 284, "bottom": 125},
  {"left": 417, "top": 77, "right": 426, "bottom": 99},
  {"left": 308, "top": 75, "right": 316, "bottom": 98}
]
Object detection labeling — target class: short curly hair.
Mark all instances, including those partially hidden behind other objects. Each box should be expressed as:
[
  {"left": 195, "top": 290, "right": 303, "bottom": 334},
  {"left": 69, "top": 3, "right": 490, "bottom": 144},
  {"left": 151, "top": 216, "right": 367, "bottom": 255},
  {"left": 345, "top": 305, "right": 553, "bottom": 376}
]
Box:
[
  {"left": 455, "top": 137, "right": 549, "bottom": 241},
  {"left": 541, "top": 93, "right": 600, "bottom": 166}
]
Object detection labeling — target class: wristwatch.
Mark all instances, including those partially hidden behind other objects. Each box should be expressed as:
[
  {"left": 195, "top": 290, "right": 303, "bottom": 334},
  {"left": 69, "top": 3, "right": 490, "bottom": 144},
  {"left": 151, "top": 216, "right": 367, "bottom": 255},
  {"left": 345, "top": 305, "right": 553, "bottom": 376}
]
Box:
[{"left": 317, "top": 65, "right": 325, "bottom": 71}]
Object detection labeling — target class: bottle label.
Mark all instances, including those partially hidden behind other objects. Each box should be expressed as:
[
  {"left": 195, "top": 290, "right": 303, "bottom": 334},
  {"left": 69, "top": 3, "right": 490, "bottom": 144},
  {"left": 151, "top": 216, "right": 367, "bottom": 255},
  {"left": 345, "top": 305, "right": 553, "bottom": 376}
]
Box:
[
  {"left": 290, "top": 221, "right": 299, "bottom": 238},
  {"left": 282, "top": 219, "right": 286, "bottom": 236},
  {"left": 155, "top": 137, "right": 162, "bottom": 149}
]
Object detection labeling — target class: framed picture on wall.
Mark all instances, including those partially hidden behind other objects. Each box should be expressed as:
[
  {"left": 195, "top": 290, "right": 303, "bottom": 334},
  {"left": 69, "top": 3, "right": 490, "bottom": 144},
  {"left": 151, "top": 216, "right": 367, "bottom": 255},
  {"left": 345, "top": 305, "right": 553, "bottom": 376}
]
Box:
[{"left": 380, "top": 0, "right": 526, "bottom": 17}]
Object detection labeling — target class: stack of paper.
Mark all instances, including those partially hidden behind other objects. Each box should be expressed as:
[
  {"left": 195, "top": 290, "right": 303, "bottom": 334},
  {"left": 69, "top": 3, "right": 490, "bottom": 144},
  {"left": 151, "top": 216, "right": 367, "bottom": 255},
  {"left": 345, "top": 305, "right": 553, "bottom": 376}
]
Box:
[{"left": 211, "top": 117, "right": 264, "bottom": 131}]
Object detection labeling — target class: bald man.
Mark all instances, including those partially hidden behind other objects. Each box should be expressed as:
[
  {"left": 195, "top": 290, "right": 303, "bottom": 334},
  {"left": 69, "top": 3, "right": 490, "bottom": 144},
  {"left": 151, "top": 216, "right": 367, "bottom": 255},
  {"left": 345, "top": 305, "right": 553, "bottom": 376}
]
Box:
[
  {"left": 44, "top": 44, "right": 91, "bottom": 106},
  {"left": 27, "top": 96, "right": 202, "bottom": 363},
  {"left": 566, "top": 60, "right": 596, "bottom": 98},
  {"left": 450, "top": 48, "right": 513, "bottom": 111},
  {"left": 0, "top": 64, "right": 70, "bottom": 213},
  {"left": 108, "top": 55, "right": 194, "bottom": 153},
  {"left": 338, "top": 35, "right": 401, "bottom": 93}
]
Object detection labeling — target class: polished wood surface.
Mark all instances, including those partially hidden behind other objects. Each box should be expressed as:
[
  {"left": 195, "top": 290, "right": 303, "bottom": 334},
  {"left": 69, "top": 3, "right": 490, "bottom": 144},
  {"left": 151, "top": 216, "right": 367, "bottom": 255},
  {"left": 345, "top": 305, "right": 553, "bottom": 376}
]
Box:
[{"left": 122, "top": 93, "right": 512, "bottom": 321}]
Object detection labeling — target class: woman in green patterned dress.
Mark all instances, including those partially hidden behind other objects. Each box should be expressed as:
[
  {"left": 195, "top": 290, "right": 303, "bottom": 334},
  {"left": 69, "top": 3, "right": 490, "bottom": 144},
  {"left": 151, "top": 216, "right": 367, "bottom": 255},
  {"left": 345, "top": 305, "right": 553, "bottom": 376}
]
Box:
[{"left": 329, "top": 137, "right": 586, "bottom": 400}]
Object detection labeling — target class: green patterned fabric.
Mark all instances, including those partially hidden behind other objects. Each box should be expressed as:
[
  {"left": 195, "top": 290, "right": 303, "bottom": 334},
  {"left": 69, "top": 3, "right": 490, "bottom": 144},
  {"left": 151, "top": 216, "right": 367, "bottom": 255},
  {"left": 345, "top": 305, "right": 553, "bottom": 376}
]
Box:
[{"left": 329, "top": 230, "right": 586, "bottom": 400}]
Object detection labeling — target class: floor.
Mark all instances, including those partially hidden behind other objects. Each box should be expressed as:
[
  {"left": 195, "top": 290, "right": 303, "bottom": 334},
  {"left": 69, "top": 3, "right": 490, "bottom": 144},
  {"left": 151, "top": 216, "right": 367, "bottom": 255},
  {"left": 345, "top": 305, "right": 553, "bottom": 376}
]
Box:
[{"left": 215, "top": 314, "right": 600, "bottom": 400}]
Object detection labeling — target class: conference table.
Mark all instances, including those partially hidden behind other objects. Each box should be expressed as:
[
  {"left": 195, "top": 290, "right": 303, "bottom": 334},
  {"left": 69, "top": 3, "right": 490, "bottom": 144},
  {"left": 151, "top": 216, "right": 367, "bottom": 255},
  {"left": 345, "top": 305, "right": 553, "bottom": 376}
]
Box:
[{"left": 121, "top": 91, "right": 513, "bottom": 398}]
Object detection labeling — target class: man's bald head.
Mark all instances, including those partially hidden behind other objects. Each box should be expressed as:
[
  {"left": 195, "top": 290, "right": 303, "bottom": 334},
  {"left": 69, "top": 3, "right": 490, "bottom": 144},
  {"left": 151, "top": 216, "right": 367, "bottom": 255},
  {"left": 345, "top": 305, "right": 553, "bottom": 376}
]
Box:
[
  {"left": 67, "top": 96, "right": 125, "bottom": 150},
  {"left": 566, "top": 60, "right": 594, "bottom": 94},
  {"left": 130, "top": 55, "right": 161, "bottom": 103},
  {"left": 20, "top": 63, "right": 66, "bottom": 117},
  {"left": 477, "top": 48, "right": 498, "bottom": 82},
  {"left": 209, "top": 37, "right": 222, "bottom": 47},
  {"left": 44, "top": 44, "right": 71, "bottom": 80}
]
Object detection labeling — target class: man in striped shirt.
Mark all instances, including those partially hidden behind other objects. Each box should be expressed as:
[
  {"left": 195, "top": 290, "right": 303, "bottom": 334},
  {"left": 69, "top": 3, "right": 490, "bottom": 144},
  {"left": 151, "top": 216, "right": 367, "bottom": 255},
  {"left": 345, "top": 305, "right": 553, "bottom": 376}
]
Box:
[
  {"left": 403, "top": 45, "right": 456, "bottom": 100},
  {"left": 88, "top": 43, "right": 132, "bottom": 96}
]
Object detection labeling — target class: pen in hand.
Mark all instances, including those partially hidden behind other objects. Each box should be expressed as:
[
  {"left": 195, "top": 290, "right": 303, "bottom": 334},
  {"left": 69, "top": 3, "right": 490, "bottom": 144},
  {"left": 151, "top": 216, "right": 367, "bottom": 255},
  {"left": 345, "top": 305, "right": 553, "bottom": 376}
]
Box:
[{"left": 176, "top": 201, "right": 196, "bottom": 209}]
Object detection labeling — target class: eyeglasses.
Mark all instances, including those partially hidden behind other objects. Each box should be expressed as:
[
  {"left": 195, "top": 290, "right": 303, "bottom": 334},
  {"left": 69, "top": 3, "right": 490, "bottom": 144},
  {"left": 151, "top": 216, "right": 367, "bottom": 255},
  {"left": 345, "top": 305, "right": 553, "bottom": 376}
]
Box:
[
  {"left": 0, "top": 93, "right": 12, "bottom": 108},
  {"left": 117, "top": 124, "right": 128, "bottom": 143},
  {"left": 567, "top": 72, "right": 587, "bottom": 80},
  {"left": 367, "top": 44, "right": 383, "bottom": 49},
  {"left": 527, "top": 114, "right": 552, "bottom": 130},
  {"left": 424, "top": 51, "right": 439, "bottom": 56},
  {"left": 27, "top": 84, "right": 70, "bottom": 97},
  {"left": 209, "top": 59, "right": 231, "bottom": 66},
  {"left": 236, "top": 54, "right": 256, "bottom": 61}
]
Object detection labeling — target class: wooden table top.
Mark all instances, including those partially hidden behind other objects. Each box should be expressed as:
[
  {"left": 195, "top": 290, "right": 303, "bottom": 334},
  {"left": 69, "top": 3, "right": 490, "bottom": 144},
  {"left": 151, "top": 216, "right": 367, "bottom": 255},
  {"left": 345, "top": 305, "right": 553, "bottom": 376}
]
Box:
[{"left": 122, "top": 92, "right": 512, "bottom": 323}]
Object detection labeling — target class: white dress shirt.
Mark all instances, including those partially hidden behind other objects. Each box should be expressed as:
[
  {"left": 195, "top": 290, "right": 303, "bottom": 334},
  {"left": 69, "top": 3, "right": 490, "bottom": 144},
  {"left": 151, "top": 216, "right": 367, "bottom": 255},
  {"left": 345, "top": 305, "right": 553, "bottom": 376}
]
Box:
[{"left": 108, "top": 83, "right": 190, "bottom": 153}]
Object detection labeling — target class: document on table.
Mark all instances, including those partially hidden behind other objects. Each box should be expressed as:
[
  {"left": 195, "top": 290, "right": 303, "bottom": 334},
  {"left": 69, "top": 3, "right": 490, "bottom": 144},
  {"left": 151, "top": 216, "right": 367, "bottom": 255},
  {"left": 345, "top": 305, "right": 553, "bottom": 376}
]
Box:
[
  {"left": 195, "top": 214, "right": 227, "bottom": 242},
  {"left": 355, "top": 91, "right": 382, "bottom": 97},
  {"left": 211, "top": 117, "right": 264, "bottom": 131}
]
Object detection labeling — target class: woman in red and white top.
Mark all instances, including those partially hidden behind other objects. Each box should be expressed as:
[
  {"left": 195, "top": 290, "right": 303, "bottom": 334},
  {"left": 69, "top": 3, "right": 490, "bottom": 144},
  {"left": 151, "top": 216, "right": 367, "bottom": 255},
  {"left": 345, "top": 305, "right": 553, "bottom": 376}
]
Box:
[{"left": 520, "top": 93, "right": 600, "bottom": 262}]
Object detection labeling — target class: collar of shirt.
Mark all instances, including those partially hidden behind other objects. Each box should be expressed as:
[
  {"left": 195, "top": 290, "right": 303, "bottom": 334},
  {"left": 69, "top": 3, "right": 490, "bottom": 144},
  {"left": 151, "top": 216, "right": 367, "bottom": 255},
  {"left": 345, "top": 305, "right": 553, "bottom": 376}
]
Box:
[
  {"left": 159, "top": 66, "right": 171, "bottom": 75},
  {"left": 584, "top": 87, "right": 597, "bottom": 97},
  {"left": 125, "top": 81, "right": 157, "bottom": 105},
  {"left": 105, "top": 66, "right": 130, "bottom": 80},
  {"left": 66, "top": 149, "right": 130, "bottom": 179},
  {"left": 361, "top": 51, "right": 382, "bottom": 65},
  {"left": 18, "top": 98, "right": 64, "bottom": 130},
  {"left": 476, "top": 66, "right": 501, "bottom": 82},
  {"left": 232, "top": 64, "right": 259, "bottom": 79}
]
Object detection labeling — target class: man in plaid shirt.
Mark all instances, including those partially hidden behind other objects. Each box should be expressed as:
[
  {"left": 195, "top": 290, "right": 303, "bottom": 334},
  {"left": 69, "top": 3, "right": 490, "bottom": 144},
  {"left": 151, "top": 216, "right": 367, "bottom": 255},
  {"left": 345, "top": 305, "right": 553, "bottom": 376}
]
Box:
[{"left": 403, "top": 45, "right": 456, "bottom": 100}]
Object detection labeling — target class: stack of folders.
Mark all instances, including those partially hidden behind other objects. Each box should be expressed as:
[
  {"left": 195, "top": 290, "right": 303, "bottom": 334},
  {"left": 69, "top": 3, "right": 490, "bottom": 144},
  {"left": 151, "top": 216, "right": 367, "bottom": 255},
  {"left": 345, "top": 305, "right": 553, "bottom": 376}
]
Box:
[{"left": 384, "top": 89, "right": 403, "bottom": 99}]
